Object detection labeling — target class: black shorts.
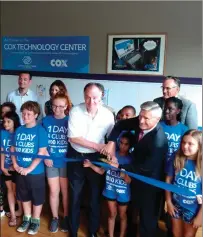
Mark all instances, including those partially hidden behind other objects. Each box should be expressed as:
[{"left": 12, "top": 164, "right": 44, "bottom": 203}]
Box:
[
  {"left": 103, "top": 195, "right": 129, "bottom": 206},
  {"left": 3, "top": 171, "right": 16, "bottom": 183},
  {"left": 16, "top": 173, "right": 45, "bottom": 206}
]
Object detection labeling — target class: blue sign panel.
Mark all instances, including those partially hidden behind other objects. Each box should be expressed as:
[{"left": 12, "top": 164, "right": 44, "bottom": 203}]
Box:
[{"left": 2, "top": 36, "right": 90, "bottom": 73}]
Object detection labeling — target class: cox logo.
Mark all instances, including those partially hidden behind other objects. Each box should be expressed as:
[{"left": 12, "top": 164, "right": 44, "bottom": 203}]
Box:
[
  {"left": 22, "top": 56, "right": 32, "bottom": 65},
  {"left": 116, "top": 189, "right": 125, "bottom": 194},
  {"left": 183, "top": 199, "right": 194, "bottom": 204},
  {"left": 50, "top": 59, "right": 68, "bottom": 68}
]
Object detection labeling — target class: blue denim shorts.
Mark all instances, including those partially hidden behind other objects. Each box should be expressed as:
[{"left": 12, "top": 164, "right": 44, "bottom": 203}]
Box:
[{"left": 172, "top": 202, "right": 196, "bottom": 223}]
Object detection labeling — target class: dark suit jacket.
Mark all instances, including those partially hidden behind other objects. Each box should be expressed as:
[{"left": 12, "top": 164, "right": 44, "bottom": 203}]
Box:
[
  {"left": 154, "top": 96, "right": 198, "bottom": 130},
  {"left": 108, "top": 116, "right": 168, "bottom": 207}
]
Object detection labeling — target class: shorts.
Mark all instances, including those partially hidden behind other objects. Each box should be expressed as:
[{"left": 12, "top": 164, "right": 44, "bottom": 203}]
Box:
[
  {"left": 16, "top": 173, "right": 45, "bottom": 206},
  {"left": 103, "top": 196, "right": 129, "bottom": 206},
  {"left": 46, "top": 167, "right": 67, "bottom": 178},
  {"left": 172, "top": 202, "right": 196, "bottom": 223},
  {"left": 3, "top": 171, "right": 16, "bottom": 183},
  {"left": 102, "top": 186, "right": 130, "bottom": 205}
]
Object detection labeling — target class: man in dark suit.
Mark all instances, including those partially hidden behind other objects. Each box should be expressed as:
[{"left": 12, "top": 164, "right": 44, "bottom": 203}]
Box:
[
  {"left": 153, "top": 75, "right": 198, "bottom": 129},
  {"left": 101, "top": 101, "right": 168, "bottom": 237}
]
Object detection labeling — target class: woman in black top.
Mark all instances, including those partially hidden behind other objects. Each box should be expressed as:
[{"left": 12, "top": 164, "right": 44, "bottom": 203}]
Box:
[{"left": 44, "top": 80, "right": 72, "bottom": 115}]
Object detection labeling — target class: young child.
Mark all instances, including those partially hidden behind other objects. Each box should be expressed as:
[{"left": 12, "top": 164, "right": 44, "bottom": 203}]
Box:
[
  {"left": 11, "top": 101, "right": 48, "bottom": 235},
  {"left": 161, "top": 97, "right": 188, "bottom": 237},
  {"left": 42, "top": 92, "right": 72, "bottom": 233},
  {"left": 0, "top": 102, "right": 16, "bottom": 129},
  {"left": 116, "top": 105, "right": 136, "bottom": 151},
  {"left": 1, "top": 111, "right": 22, "bottom": 226},
  {"left": 83, "top": 132, "right": 133, "bottom": 237},
  {"left": 119, "top": 105, "right": 136, "bottom": 120},
  {"left": 165, "top": 129, "right": 202, "bottom": 237},
  {"left": 161, "top": 97, "right": 188, "bottom": 165}
]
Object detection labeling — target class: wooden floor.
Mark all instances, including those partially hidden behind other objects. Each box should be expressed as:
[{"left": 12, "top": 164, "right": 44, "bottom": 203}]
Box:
[{"left": 1, "top": 202, "right": 202, "bottom": 237}]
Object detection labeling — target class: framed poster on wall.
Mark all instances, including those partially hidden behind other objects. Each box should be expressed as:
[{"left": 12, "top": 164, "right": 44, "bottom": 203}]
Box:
[{"left": 107, "top": 33, "right": 166, "bottom": 76}]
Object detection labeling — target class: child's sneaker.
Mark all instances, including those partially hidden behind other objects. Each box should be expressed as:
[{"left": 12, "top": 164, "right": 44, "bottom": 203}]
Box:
[
  {"left": 0, "top": 210, "right": 5, "bottom": 218},
  {"left": 49, "top": 217, "right": 59, "bottom": 233},
  {"left": 17, "top": 215, "right": 31, "bottom": 232},
  {"left": 60, "top": 216, "right": 69, "bottom": 232},
  {"left": 28, "top": 218, "right": 40, "bottom": 235}
]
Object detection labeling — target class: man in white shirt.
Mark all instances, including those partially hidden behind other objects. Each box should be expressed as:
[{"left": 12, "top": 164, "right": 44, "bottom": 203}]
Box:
[
  {"left": 6, "top": 72, "right": 38, "bottom": 124},
  {"left": 68, "top": 83, "right": 115, "bottom": 237}
]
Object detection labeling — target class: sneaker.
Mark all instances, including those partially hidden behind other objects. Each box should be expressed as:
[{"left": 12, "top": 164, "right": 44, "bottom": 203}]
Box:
[
  {"left": 49, "top": 217, "right": 59, "bottom": 233},
  {"left": 27, "top": 218, "right": 40, "bottom": 235},
  {"left": 17, "top": 216, "right": 31, "bottom": 232},
  {"left": 60, "top": 216, "right": 69, "bottom": 232},
  {"left": 0, "top": 210, "right": 5, "bottom": 218}
]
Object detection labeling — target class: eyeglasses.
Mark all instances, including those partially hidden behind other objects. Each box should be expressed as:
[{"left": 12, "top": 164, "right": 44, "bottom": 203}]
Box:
[
  {"left": 161, "top": 86, "right": 177, "bottom": 91},
  {"left": 52, "top": 105, "right": 66, "bottom": 110}
]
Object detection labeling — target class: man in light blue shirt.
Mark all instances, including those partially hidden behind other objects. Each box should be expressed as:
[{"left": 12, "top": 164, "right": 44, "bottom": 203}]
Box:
[{"left": 6, "top": 72, "right": 40, "bottom": 124}]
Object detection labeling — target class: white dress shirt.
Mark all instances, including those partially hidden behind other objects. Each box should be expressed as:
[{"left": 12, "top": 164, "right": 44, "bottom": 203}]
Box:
[
  {"left": 68, "top": 103, "right": 115, "bottom": 153},
  {"left": 142, "top": 124, "right": 158, "bottom": 137},
  {"left": 6, "top": 89, "right": 38, "bottom": 124}
]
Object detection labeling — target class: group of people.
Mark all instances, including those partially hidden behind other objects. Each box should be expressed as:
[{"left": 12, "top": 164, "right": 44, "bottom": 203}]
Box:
[{"left": 0, "top": 71, "right": 201, "bottom": 237}]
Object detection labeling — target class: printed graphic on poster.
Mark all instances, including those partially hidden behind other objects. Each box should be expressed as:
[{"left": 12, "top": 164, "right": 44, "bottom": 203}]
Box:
[
  {"left": 107, "top": 34, "right": 166, "bottom": 76},
  {"left": 2, "top": 36, "right": 90, "bottom": 73},
  {"left": 36, "top": 84, "right": 46, "bottom": 101},
  {"left": 103, "top": 89, "right": 109, "bottom": 105}
]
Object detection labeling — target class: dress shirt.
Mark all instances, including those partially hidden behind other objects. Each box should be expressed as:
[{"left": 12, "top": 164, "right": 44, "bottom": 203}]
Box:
[
  {"left": 6, "top": 89, "right": 38, "bottom": 124},
  {"left": 142, "top": 124, "right": 157, "bottom": 137},
  {"left": 68, "top": 103, "right": 115, "bottom": 153}
]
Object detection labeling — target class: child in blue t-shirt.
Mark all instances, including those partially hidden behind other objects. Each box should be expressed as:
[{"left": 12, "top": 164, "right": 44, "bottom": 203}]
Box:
[
  {"left": 11, "top": 101, "right": 48, "bottom": 235},
  {"left": 161, "top": 97, "right": 188, "bottom": 237},
  {"left": 116, "top": 105, "right": 136, "bottom": 151},
  {"left": 83, "top": 132, "right": 133, "bottom": 237},
  {"left": 1, "top": 111, "right": 21, "bottom": 226},
  {"left": 42, "top": 92, "right": 71, "bottom": 233},
  {"left": 165, "top": 129, "right": 202, "bottom": 237},
  {"left": 161, "top": 97, "right": 188, "bottom": 165}
]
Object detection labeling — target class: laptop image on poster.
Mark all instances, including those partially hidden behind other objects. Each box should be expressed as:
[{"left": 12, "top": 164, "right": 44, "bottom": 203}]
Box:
[{"left": 114, "top": 39, "right": 141, "bottom": 67}]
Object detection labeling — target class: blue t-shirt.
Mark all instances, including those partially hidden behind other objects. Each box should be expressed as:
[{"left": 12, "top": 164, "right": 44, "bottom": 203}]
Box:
[
  {"left": 102, "top": 151, "right": 132, "bottom": 200},
  {"left": 13, "top": 124, "right": 48, "bottom": 175},
  {"left": 1, "top": 130, "right": 14, "bottom": 169},
  {"left": 42, "top": 115, "right": 69, "bottom": 168},
  {"left": 161, "top": 122, "right": 188, "bottom": 162},
  {"left": 166, "top": 157, "right": 202, "bottom": 214}
]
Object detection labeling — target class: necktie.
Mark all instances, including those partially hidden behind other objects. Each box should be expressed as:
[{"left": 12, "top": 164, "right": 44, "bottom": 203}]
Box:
[{"left": 138, "top": 130, "right": 144, "bottom": 141}]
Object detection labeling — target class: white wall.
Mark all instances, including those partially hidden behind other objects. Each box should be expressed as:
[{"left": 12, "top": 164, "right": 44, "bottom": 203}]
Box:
[
  {"left": 1, "top": 75, "right": 202, "bottom": 126},
  {"left": 1, "top": 1, "right": 202, "bottom": 77}
]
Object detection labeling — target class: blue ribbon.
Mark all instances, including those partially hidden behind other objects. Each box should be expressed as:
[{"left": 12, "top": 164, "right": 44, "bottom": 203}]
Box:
[{"left": 0, "top": 150, "right": 194, "bottom": 196}]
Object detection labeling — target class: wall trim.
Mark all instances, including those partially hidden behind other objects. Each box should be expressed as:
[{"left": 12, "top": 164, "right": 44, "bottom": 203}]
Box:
[{"left": 0, "top": 69, "right": 202, "bottom": 85}]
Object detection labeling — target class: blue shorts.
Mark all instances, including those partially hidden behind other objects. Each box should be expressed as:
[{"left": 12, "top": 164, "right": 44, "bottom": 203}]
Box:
[
  {"left": 172, "top": 202, "right": 196, "bottom": 223},
  {"left": 102, "top": 186, "right": 130, "bottom": 204}
]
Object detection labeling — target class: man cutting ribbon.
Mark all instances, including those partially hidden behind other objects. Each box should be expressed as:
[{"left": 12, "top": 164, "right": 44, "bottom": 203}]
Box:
[{"left": 101, "top": 101, "right": 168, "bottom": 237}]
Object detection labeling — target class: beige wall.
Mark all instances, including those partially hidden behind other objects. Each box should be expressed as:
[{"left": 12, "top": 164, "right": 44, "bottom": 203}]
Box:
[{"left": 1, "top": 1, "right": 202, "bottom": 77}]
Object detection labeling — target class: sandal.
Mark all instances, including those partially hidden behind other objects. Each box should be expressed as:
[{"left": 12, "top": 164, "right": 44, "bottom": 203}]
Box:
[{"left": 9, "top": 217, "right": 17, "bottom": 227}]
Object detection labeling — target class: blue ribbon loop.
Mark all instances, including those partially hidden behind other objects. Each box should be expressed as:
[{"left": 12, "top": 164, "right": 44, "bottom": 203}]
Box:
[{"left": 0, "top": 150, "right": 193, "bottom": 196}]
